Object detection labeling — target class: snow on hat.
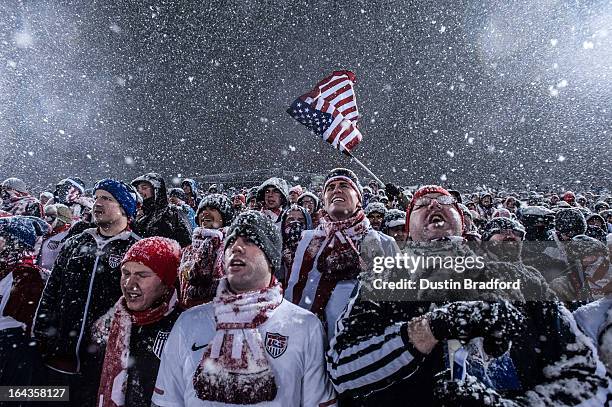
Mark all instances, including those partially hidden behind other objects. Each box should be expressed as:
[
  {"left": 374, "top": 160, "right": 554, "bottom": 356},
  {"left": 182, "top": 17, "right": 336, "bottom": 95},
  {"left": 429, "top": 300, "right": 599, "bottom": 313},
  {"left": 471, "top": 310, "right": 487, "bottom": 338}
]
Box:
[
  {"left": 94, "top": 179, "right": 138, "bottom": 218},
  {"left": 225, "top": 210, "right": 282, "bottom": 273},
  {"left": 1, "top": 178, "right": 27, "bottom": 193},
  {"left": 365, "top": 202, "right": 387, "bottom": 216},
  {"left": 40, "top": 191, "right": 54, "bottom": 201},
  {"left": 555, "top": 208, "right": 587, "bottom": 237},
  {"left": 482, "top": 217, "right": 526, "bottom": 241},
  {"left": 289, "top": 185, "right": 303, "bottom": 197},
  {"left": 168, "top": 187, "right": 187, "bottom": 201},
  {"left": 256, "top": 177, "right": 289, "bottom": 205},
  {"left": 384, "top": 208, "right": 406, "bottom": 229},
  {"left": 196, "top": 193, "right": 234, "bottom": 226},
  {"left": 297, "top": 191, "right": 320, "bottom": 210},
  {"left": 121, "top": 237, "right": 181, "bottom": 287},
  {"left": 567, "top": 235, "right": 608, "bottom": 260},
  {"left": 404, "top": 185, "right": 462, "bottom": 236},
  {"left": 0, "top": 216, "right": 50, "bottom": 249},
  {"left": 323, "top": 168, "right": 363, "bottom": 202}
]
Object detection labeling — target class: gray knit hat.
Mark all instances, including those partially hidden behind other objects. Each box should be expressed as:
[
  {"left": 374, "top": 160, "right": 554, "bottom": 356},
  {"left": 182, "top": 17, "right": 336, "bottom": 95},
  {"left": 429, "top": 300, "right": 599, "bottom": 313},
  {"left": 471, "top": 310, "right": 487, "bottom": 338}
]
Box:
[
  {"left": 1, "top": 178, "right": 27, "bottom": 193},
  {"left": 225, "top": 210, "right": 282, "bottom": 273}
]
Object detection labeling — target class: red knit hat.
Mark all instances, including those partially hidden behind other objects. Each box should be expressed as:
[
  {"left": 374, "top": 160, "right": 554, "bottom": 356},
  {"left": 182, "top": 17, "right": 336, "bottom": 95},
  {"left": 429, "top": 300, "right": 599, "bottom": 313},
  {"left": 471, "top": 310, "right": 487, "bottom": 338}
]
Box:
[
  {"left": 404, "top": 185, "right": 463, "bottom": 237},
  {"left": 121, "top": 237, "right": 181, "bottom": 287}
]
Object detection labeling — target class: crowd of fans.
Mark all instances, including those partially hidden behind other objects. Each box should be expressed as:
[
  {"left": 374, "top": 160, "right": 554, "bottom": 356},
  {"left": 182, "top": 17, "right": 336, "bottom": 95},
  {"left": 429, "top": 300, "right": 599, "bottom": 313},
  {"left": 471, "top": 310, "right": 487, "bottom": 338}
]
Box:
[{"left": 1, "top": 171, "right": 611, "bottom": 406}]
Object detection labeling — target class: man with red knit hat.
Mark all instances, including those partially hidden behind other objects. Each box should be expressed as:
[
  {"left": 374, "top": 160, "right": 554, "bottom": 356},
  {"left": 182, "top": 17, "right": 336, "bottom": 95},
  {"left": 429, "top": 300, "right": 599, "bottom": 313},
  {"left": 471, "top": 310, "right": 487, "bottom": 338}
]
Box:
[
  {"left": 405, "top": 185, "right": 464, "bottom": 243},
  {"left": 94, "top": 236, "right": 182, "bottom": 407}
]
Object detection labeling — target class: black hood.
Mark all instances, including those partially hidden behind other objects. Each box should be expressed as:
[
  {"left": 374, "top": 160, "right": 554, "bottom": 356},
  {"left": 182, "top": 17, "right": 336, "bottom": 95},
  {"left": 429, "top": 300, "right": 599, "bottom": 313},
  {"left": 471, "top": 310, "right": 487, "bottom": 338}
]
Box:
[{"left": 131, "top": 172, "right": 169, "bottom": 213}]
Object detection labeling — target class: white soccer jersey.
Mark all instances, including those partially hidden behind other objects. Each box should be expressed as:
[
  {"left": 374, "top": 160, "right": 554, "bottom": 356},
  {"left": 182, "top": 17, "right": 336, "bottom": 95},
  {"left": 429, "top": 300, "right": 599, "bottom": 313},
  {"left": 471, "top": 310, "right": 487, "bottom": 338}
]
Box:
[{"left": 152, "top": 299, "right": 337, "bottom": 407}]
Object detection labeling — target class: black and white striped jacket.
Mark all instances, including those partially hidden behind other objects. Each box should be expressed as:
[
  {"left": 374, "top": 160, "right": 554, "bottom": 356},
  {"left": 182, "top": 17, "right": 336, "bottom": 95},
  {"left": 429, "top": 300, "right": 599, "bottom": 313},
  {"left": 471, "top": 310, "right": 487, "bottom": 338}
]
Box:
[{"left": 327, "top": 283, "right": 612, "bottom": 406}]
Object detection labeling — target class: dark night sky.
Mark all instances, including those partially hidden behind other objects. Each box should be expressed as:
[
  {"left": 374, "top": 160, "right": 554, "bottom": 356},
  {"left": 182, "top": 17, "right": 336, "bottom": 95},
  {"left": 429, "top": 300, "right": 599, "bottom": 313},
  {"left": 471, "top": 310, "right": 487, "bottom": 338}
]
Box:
[{"left": 1, "top": 0, "right": 610, "bottom": 192}]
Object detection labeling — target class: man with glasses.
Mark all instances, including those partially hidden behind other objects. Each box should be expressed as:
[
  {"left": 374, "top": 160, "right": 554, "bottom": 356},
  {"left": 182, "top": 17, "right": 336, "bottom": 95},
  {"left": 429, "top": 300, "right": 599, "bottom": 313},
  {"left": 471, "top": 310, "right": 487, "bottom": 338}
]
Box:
[
  {"left": 327, "top": 185, "right": 609, "bottom": 406},
  {"left": 33, "top": 179, "right": 140, "bottom": 406},
  {"left": 405, "top": 185, "right": 464, "bottom": 243}
]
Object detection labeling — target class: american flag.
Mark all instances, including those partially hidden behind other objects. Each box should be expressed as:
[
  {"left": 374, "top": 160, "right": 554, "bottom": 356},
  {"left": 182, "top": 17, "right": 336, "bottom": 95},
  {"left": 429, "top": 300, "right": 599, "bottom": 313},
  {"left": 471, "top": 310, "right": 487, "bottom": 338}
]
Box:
[{"left": 287, "top": 70, "right": 363, "bottom": 153}]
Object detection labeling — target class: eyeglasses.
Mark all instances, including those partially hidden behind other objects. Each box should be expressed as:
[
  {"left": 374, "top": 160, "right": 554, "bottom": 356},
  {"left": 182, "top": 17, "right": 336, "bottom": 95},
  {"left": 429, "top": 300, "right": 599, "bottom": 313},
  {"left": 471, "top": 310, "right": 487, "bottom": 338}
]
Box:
[{"left": 413, "top": 195, "right": 456, "bottom": 210}]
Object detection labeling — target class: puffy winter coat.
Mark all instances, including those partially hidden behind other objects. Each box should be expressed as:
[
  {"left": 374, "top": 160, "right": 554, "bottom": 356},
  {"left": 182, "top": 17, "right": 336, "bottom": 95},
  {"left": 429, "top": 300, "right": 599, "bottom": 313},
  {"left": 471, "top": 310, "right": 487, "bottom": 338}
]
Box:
[
  {"left": 33, "top": 228, "right": 139, "bottom": 373},
  {"left": 132, "top": 173, "right": 192, "bottom": 247}
]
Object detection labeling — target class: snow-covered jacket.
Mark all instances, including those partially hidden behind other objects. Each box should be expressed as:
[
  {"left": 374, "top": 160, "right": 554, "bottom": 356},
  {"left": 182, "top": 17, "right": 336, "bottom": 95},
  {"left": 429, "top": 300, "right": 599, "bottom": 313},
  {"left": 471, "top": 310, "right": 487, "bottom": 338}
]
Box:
[
  {"left": 132, "top": 173, "right": 192, "bottom": 247},
  {"left": 33, "top": 228, "right": 140, "bottom": 373},
  {"left": 574, "top": 297, "right": 612, "bottom": 376},
  {"left": 327, "top": 285, "right": 611, "bottom": 406}
]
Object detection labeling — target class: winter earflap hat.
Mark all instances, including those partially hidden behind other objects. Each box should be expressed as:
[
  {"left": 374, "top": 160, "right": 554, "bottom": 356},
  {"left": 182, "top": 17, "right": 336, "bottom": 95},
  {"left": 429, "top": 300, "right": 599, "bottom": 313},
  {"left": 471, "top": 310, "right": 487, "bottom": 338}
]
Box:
[
  {"left": 1, "top": 178, "right": 27, "bottom": 194},
  {"left": 225, "top": 210, "right": 282, "bottom": 273},
  {"left": 197, "top": 194, "right": 235, "bottom": 226},
  {"left": 482, "top": 218, "right": 526, "bottom": 241},
  {"left": 405, "top": 185, "right": 463, "bottom": 236},
  {"left": 323, "top": 168, "right": 363, "bottom": 202},
  {"left": 555, "top": 208, "right": 587, "bottom": 236},
  {"left": 93, "top": 179, "right": 138, "bottom": 219},
  {"left": 121, "top": 237, "right": 181, "bottom": 287}
]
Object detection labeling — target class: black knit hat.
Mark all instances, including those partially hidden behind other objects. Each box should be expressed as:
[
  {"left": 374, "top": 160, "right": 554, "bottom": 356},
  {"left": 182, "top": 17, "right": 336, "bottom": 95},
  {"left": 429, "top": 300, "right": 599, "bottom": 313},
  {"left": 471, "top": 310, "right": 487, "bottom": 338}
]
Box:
[
  {"left": 323, "top": 168, "right": 363, "bottom": 202},
  {"left": 196, "top": 194, "right": 234, "bottom": 226},
  {"left": 555, "top": 208, "right": 587, "bottom": 237},
  {"left": 225, "top": 210, "right": 282, "bottom": 273}
]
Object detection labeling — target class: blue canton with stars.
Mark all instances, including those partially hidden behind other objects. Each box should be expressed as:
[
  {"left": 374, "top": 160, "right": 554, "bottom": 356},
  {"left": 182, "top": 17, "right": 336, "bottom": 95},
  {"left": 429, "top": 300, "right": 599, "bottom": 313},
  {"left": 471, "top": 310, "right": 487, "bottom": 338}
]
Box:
[{"left": 287, "top": 98, "right": 334, "bottom": 136}]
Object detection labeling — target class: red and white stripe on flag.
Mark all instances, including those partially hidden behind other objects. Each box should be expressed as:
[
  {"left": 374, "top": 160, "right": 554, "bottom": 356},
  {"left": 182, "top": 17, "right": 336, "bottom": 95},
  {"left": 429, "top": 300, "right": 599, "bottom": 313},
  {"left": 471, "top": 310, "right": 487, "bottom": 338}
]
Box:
[{"left": 298, "top": 70, "right": 363, "bottom": 153}]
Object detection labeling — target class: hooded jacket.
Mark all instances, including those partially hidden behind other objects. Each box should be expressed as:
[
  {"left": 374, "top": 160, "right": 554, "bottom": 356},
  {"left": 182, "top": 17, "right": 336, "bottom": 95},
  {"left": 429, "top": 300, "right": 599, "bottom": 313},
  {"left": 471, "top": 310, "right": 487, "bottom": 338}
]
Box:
[
  {"left": 181, "top": 178, "right": 201, "bottom": 211},
  {"left": 131, "top": 173, "right": 192, "bottom": 247},
  {"left": 257, "top": 177, "right": 289, "bottom": 222}
]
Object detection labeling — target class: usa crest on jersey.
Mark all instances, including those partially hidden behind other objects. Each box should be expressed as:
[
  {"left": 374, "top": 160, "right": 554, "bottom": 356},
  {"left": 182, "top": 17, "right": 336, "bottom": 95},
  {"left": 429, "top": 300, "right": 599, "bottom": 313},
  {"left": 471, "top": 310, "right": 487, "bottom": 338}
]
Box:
[
  {"left": 265, "top": 332, "right": 288, "bottom": 359},
  {"left": 153, "top": 331, "right": 170, "bottom": 359},
  {"left": 107, "top": 254, "right": 123, "bottom": 269}
]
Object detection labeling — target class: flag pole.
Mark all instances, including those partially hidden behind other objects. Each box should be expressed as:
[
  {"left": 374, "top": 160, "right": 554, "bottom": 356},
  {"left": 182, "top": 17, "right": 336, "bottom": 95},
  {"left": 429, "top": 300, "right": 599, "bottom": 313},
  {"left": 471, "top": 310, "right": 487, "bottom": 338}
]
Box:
[{"left": 343, "top": 150, "right": 385, "bottom": 187}]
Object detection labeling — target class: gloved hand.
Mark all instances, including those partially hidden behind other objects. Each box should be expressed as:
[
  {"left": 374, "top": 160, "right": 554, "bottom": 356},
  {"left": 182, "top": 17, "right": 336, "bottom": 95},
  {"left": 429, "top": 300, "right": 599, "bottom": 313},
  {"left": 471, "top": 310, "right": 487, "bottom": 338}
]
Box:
[
  {"left": 428, "top": 301, "right": 524, "bottom": 356},
  {"left": 433, "top": 372, "right": 503, "bottom": 407},
  {"left": 384, "top": 183, "right": 402, "bottom": 199}
]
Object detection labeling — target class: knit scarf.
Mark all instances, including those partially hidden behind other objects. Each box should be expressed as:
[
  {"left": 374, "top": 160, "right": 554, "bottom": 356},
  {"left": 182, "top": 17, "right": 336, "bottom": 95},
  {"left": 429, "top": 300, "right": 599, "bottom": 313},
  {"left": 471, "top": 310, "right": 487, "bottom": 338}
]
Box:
[
  {"left": 192, "top": 277, "right": 282, "bottom": 404},
  {"left": 289, "top": 210, "right": 369, "bottom": 319},
  {"left": 2, "top": 192, "right": 40, "bottom": 216},
  {"left": 96, "top": 290, "right": 177, "bottom": 407}
]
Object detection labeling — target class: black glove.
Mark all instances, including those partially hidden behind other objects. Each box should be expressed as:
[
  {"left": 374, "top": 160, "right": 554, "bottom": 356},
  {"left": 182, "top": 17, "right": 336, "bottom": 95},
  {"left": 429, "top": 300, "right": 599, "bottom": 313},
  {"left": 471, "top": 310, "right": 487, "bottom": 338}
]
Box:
[
  {"left": 428, "top": 301, "right": 524, "bottom": 356},
  {"left": 384, "top": 182, "right": 401, "bottom": 198},
  {"left": 433, "top": 371, "right": 503, "bottom": 407}
]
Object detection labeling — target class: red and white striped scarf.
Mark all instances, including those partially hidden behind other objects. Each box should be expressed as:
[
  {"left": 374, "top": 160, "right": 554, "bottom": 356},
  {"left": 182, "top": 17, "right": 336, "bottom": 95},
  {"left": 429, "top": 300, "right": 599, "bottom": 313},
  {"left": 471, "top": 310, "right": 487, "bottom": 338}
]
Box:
[
  {"left": 2, "top": 191, "right": 41, "bottom": 216},
  {"left": 95, "top": 290, "right": 177, "bottom": 407},
  {"left": 193, "top": 277, "right": 282, "bottom": 404},
  {"left": 288, "top": 210, "right": 369, "bottom": 319}
]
